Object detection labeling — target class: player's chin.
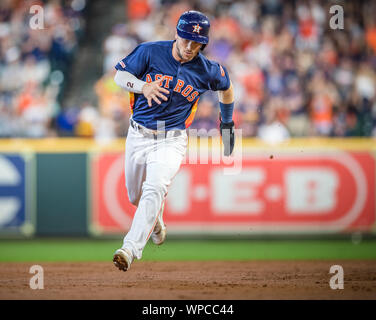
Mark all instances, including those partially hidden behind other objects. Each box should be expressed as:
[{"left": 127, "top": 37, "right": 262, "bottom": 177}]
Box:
[
  {"left": 184, "top": 51, "right": 193, "bottom": 59},
  {"left": 183, "top": 54, "right": 194, "bottom": 61}
]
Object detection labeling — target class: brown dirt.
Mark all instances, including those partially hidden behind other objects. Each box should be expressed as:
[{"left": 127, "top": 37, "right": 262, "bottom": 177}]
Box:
[{"left": 0, "top": 261, "right": 375, "bottom": 300}]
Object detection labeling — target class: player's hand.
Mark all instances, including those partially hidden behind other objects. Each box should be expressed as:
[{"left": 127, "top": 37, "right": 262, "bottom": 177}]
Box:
[
  {"left": 142, "top": 76, "right": 170, "bottom": 107},
  {"left": 219, "top": 113, "right": 235, "bottom": 156}
]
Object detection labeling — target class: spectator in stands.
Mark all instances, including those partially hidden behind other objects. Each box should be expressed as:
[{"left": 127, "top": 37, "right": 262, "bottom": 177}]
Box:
[
  {"left": 0, "top": 0, "right": 85, "bottom": 138},
  {"left": 258, "top": 97, "right": 290, "bottom": 144}
]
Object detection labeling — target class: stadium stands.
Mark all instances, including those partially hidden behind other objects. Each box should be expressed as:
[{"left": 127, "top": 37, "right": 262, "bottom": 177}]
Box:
[{"left": 1, "top": 0, "right": 375, "bottom": 138}]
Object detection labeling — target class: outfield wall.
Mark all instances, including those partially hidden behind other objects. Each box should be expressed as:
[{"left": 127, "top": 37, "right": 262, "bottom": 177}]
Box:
[{"left": 0, "top": 138, "right": 375, "bottom": 237}]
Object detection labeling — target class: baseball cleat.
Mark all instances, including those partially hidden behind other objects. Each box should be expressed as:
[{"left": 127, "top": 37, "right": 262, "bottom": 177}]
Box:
[
  {"left": 151, "top": 202, "right": 166, "bottom": 245},
  {"left": 113, "top": 248, "right": 133, "bottom": 272},
  {"left": 151, "top": 220, "right": 167, "bottom": 245}
]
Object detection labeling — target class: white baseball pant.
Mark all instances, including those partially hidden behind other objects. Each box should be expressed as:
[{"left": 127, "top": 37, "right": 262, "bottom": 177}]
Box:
[{"left": 122, "top": 120, "right": 187, "bottom": 259}]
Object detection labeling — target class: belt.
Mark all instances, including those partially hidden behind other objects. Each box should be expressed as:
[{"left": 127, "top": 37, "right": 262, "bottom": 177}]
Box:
[{"left": 130, "top": 118, "right": 184, "bottom": 139}]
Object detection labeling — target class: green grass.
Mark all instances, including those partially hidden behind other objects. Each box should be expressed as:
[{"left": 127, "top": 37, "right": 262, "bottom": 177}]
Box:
[{"left": 0, "top": 239, "right": 376, "bottom": 262}]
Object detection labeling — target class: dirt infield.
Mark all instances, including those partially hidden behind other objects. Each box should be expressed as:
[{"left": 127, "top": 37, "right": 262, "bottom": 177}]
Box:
[{"left": 0, "top": 260, "right": 375, "bottom": 300}]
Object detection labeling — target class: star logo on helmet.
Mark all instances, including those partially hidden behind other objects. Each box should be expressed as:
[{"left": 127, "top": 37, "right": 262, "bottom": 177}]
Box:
[{"left": 192, "top": 24, "right": 202, "bottom": 34}]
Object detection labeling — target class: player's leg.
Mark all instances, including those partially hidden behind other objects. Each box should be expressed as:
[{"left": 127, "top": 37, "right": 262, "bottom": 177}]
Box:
[
  {"left": 124, "top": 123, "right": 148, "bottom": 206},
  {"left": 114, "top": 124, "right": 150, "bottom": 272},
  {"left": 122, "top": 134, "right": 187, "bottom": 260}
]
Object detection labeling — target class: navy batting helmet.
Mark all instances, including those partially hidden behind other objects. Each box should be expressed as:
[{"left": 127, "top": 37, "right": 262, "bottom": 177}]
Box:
[{"left": 176, "top": 10, "right": 210, "bottom": 47}]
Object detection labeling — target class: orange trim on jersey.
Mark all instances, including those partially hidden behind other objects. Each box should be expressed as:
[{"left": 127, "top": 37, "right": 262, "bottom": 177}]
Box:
[
  {"left": 129, "top": 92, "right": 134, "bottom": 114},
  {"left": 185, "top": 98, "right": 200, "bottom": 128}
]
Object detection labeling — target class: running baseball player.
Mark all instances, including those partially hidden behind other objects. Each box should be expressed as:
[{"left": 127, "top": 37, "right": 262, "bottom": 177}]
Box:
[{"left": 112, "top": 10, "right": 235, "bottom": 271}]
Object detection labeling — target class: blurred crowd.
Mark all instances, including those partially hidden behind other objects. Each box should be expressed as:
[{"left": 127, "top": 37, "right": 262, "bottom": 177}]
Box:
[
  {"left": 98, "top": 0, "right": 376, "bottom": 141},
  {"left": 1, "top": 0, "right": 376, "bottom": 139},
  {"left": 0, "top": 0, "right": 85, "bottom": 137}
]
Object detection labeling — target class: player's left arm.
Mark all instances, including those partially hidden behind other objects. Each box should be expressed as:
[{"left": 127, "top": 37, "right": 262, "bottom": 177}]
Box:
[
  {"left": 218, "top": 81, "right": 234, "bottom": 105},
  {"left": 218, "top": 81, "right": 235, "bottom": 156}
]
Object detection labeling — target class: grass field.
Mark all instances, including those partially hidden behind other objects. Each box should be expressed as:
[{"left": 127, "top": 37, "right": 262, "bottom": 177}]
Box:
[{"left": 1, "top": 239, "right": 376, "bottom": 262}]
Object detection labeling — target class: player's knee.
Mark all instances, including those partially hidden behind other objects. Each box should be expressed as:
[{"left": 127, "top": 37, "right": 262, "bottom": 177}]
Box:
[{"left": 141, "top": 182, "right": 166, "bottom": 200}]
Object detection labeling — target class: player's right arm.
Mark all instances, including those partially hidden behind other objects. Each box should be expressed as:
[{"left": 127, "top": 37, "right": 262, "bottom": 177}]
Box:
[
  {"left": 114, "top": 71, "right": 169, "bottom": 106},
  {"left": 114, "top": 43, "right": 169, "bottom": 107}
]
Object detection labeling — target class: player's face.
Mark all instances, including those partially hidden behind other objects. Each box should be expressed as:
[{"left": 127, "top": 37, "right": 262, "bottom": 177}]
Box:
[{"left": 174, "top": 35, "right": 202, "bottom": 62}]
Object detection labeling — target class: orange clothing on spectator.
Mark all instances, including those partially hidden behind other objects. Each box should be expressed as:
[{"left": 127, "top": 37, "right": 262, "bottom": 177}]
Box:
[
  {"left": 17, "top": 86, "right": 43, "bottom": 115},
  {"left": 212, "top": 16, "right": 241, "bottom": 41},
  {"left": 167, "top": 3, "right": 191, "bottom": 27},
  {"left": 299, "top": 18, "right": 317, "bottom": 39},
  {"left": 239, "top": 70, "right": 264, "bottom": 103},
  {"left": 310, "top": 94, "right": 333, "bottom": 125},
  {"left": 127, "top": 0, "right": 151, "bottom": 20},
  {"left": 17, "top": 92, "right": 33, "bottom": 115},
  {"left": 366, "top": 27, "right": 376, "bottom": 53}
]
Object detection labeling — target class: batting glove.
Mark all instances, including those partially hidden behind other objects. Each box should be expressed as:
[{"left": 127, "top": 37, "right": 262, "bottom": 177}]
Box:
[{"left": 219, "top": 113, "right": 235, "bottom": 156}]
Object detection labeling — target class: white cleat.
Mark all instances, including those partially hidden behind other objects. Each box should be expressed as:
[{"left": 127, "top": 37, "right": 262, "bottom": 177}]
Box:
[
  {"left": 151, "top": 218, "right": 167, "bottom": 245},
  {"left": 113, "top": 248, "right": 133, "bottom": 272}
]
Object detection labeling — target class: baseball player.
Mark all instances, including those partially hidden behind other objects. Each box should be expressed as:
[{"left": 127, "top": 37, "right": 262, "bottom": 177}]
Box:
[{"left": 112, "top": 10, "right": 235, "bottom": 271}]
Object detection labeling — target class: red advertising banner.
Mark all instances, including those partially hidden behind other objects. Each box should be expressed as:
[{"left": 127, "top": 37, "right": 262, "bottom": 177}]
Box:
[{"left": 90, "top": 151, "right": 375, "bottom": 234}]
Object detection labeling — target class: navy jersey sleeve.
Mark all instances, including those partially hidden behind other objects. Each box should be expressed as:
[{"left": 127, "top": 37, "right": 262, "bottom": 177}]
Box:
[
  {"left": 209, "top": 63, "right": 231, "bottom": 91},
  {"left": 115, "top": 43, "right": 149, "bottom": 78}
]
